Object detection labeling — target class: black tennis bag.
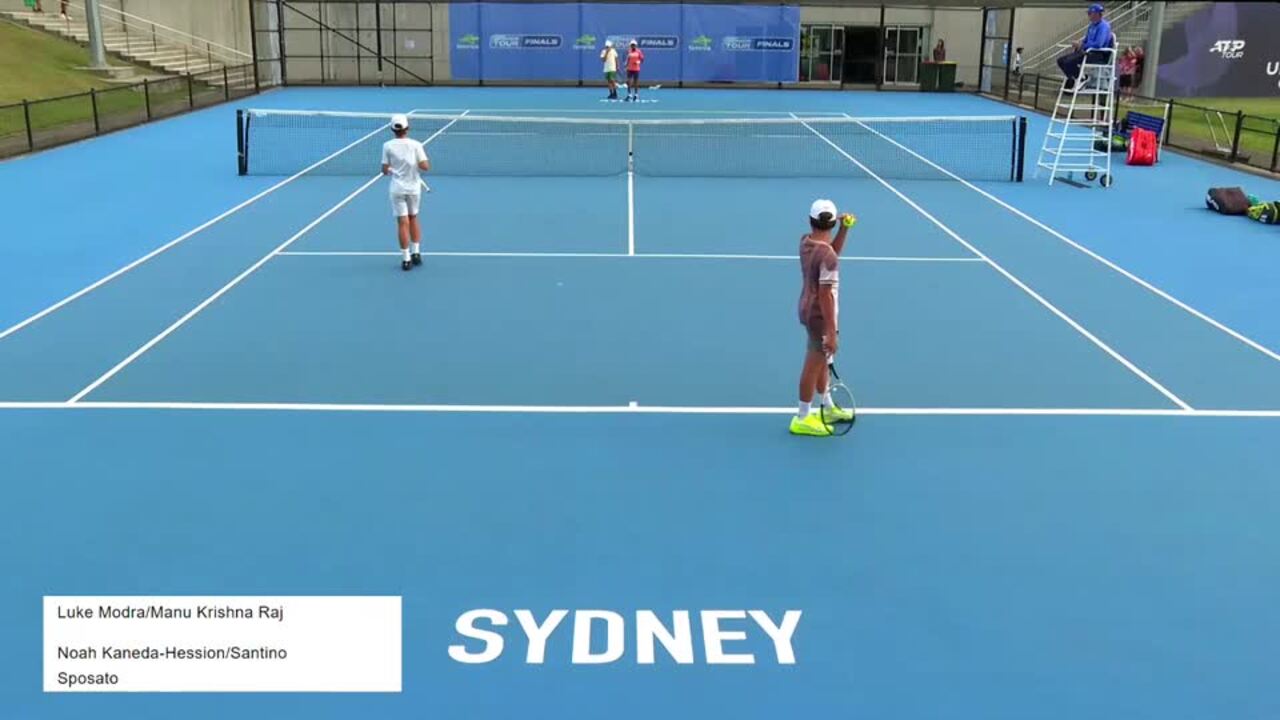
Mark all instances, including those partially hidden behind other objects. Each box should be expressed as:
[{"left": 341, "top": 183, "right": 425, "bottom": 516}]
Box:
[{"left": 1206, "top": 187, "right": 1251, "bottom": 215}]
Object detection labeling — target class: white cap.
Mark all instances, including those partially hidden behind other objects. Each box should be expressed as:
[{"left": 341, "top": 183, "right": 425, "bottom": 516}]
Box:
[
  {"left": 630, "top": 38, "right": 638, "bottom": 45},
  {"left": 390, "top": 113, "right": 410, "bottom": 131},
  {"left": 604, "top": 39, "right": 613, "bottom": 47},
  {"left": 809, "top": 198, "right": 838, "bottom": 220}
]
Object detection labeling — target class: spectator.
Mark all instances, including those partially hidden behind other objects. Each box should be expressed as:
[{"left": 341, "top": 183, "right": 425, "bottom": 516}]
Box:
[
  {"left": 600, "top": 40, "right": 619, "bottom": 100},
  {"left": 1057, "top": 3, "right": 1114, "bottom": 89},
  {"left": 1118, "top": 47, "right": 1137, "bottom": 98},
  {"left": 1131, "top": 46, "right": 1145, "bottom": 90},
  {"left": 1013, "top": 47, "right": 1023, "bottom": 76},
  {"left": 932, "top": 40, "right": 946, "bottom": 62},
  {"left": 60, "top": 1, "right": 71, "bottom": 20},
  {"left": 24, "top": 0, "right": 44, "bottom": 13}
]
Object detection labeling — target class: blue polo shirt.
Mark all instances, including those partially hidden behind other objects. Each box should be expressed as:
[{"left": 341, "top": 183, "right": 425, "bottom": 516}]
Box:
[{"left": 1082, "top": 19, "right": 1113, "bottom": 50}]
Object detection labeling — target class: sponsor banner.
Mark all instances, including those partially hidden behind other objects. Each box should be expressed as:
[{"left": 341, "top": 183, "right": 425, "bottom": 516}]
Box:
[
  {"left": 448, "top": 3, "right": 800, "bottom": 83},
  {"left": 1156, "top": 2, "right": 1280, "bottom": 97}
]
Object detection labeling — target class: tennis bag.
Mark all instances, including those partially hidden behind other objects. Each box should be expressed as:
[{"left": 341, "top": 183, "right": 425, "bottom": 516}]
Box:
[
  {"left": 1247, "top": 201, "right": 1280, "bottom": 224},
  {"left": 1095, "top": 135, "right": 1128, "bottom": 153},
  {"left": 1206, "top": 187, "right": 1252, "bottom": 215},
  {"left": 1126, "top": 128, "right": 1158, "bottom": 166}
]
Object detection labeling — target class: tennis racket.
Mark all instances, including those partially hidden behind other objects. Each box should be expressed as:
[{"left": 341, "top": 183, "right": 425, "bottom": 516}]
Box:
[
  {"left": 419, "top": 178, "right": 432, "bottom": 193},
  {"left": 820, "top": 362, "right": 857, "bottom": 436}
]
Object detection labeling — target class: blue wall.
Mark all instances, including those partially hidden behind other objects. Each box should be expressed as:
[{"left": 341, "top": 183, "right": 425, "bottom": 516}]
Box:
[{"left": 449, "top": 3, "right": 801, "bottom": 83}]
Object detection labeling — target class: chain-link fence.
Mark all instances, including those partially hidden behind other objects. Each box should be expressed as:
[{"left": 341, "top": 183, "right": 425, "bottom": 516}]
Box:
[
  {"left": 987, "top": 67, "right": 1280, "bottom": 175},
  {"left": 0, "top": 62, "right": 275, "bottom": 160}
]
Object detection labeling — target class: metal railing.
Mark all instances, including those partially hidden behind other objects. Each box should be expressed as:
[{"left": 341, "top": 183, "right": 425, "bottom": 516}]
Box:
[
  {"left": 0, "top": 61, "right": 275, "bottom": 161},
  {"left": 1020, "top": 1, "right": 1146, "bottom": 75},
  {"left": 987, "top": 67, "right": 1280, "bottom": 175},
  {"left": 47, "top": 0, "right": 252, "bottom": 73}
]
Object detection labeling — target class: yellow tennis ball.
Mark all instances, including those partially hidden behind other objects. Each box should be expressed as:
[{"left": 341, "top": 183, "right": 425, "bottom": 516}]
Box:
[{"left": 842, "top": 214, "right": 856, "bottom": 228}]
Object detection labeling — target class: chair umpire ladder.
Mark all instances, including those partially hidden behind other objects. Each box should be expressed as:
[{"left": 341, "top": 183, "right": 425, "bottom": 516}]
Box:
[{"left": 1036, "top": 46, "right": 1117, "bottom": 187}]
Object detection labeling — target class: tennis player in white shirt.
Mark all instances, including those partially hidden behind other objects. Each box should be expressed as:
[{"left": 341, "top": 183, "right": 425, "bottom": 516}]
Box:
[{"left": 381, "top": 113, "right": 430, "bottom": 272}]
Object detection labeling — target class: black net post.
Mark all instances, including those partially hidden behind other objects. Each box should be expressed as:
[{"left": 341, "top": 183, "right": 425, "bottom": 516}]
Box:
[
  {"left": 237, "top": 109, "right": 247, "bottom": 175},
  {"left": 90, "top": 89, "right": 100, "bottom": 135},
  {"left": 22, "top": 99, "right": 33, "bottom": 151},
  {"left": 1016, "top": 116, "right": 1027, "bottom": 181},
  {"left": 1164, "top": 99, "right": 1174, "bottom": 145},
  {"left": 187, "top": 72, "right": 195, "bottom": 109},
  {"left": 224, "top": 66, "right": 231, "bottom": 100},
  {"left": 143, "top": 78, "right": 152, "bottom": 119},
  {"left": 1229, "top": 110, "right": 1244, "bottom": 163}
]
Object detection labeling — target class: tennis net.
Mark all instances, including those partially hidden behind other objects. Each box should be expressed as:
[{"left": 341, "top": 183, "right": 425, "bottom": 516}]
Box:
[{"left": 237, "top": 109, "right": 1027, "bottom": 182}]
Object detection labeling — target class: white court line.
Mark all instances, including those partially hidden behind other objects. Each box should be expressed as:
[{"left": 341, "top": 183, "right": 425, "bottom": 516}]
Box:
[
  {"left": 67, "top": 174, "right": 385, "bottom": 403},
  {"left": 842, "top": 112, "right": 1280, "bottom": 366},
  {"left": 274, "top": 251, "right": 986, "bottom": 262},
  {"left": 67, "top": 111, "right": 471, "bottom": 403},
  {"left": 792, "top": 113, "right": 1192, "bottom": 412},
  {"left": 0, "top": 118, "right": 396, "bottom": 344},
  {"left": 627, "top": 164, "right": 636, "bottom": 256},
  {"left": 1, "top": 401, "right": 1279, "bottom": 418}
]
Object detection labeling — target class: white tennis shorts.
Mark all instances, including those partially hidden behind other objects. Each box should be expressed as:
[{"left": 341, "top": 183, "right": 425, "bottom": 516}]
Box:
[{"left": 391, "top": 191, "right": 421, "bottom": 218}]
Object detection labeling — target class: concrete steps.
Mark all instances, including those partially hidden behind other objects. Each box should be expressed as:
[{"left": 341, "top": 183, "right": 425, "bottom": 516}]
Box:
[{"left": 3, "top": 9, "right": 239, "bottom": 82}]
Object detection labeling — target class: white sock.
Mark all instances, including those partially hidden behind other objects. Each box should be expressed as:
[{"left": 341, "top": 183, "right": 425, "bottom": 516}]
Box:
[
  {"left": 401, "top": 247, "right": 411, "bottom": 262},
  {"left": 820, "top": 390, "right": 833, "bottom": 408},
  {"left": 797, "top": 401, "right": 811, "bottom": 419},
  {"left": 411, "top": 242, "right": 420, "bottom": 255}
]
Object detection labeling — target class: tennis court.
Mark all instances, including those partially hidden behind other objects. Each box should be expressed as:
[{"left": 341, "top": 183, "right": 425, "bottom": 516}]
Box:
[{"left": 3, "top": 85, "right": 1280, "bottom": 719}]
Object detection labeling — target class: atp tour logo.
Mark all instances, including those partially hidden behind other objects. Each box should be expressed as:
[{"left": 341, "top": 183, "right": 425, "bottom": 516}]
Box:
[
  {"left": 489, "top": 34, "right": 562, "bottom": 50},
  {"left": 607, "top": 35, "right": 680, "bottom": 50},
  {"left": 689, "top": 35, "right": 713, "bottom": 51},
  {"left": 723, "top": 36, "right": 795, "bottom": 52},
  {"left": 574, "top": 34, "right": 597, "bottom": 50},
  {"left": 455, "top": 33, "right": 479, "bottom": 50},
  {"left": 449, "top": 609, "right": 801, "bottom": 665},
  {"left": 1209, "top": 40, "right": 1245, "bottom": 59}
]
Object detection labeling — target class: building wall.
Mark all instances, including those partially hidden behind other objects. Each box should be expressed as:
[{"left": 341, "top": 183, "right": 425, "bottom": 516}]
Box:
[
  {"left": 932, "top": 8, "right": 981, "bottom": 86},
  {"left": 798, "top": 6, "right": 983, "bottom": 87},
  {"left": 111, "top": 0, "right": 252, "bottom": 59},
  {"left": 1011, "top": 6, "right": 1088, "bottom": 62}
]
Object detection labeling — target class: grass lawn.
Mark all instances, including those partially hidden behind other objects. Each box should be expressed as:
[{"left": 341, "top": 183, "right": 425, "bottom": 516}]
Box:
[
  {"left": 1119, "top": 96, "right": 1280, "bottom": 166},
  {"left": 0, "top": 20, "right": 222, "bottom": 149},
  {"left": 1181, "top": 98, "right": 1280, "bottom": 120},
  {"left": 0, "top": 20, "right": 156, "bottom": 104}
]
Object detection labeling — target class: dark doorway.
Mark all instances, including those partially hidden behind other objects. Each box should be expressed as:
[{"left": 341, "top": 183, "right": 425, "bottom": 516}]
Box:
[{"left": 842, "top": 26, "right": 880, "bottom": 85}]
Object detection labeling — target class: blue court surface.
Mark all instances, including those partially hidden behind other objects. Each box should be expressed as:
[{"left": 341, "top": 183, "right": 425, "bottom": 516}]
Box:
[{"left": 3, "top": 86, "right": 1280, "bottom": 719}]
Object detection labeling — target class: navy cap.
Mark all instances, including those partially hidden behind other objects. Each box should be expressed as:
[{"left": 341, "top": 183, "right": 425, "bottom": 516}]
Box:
[{"left": 1088, "top": 3, "right": 1104, "bottom": 13}]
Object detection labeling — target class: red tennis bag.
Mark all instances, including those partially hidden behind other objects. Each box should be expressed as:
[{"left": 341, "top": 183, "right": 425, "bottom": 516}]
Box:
[{"left": 1127, "top": 128, "right": 1158, "bottom": 166}]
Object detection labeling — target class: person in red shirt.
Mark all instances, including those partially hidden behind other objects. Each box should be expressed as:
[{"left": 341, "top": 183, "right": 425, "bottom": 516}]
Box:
[{"left": 624, "top": 40, "right": 644, "bottom": 102}]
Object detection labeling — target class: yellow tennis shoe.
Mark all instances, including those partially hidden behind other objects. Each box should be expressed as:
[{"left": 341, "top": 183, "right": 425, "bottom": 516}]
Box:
[
  {"left": 789, "top": 413, "right": 831, "bottom": 436},
  {"left": 821, "top": 403, "right": 854, "bottom": 423}
]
